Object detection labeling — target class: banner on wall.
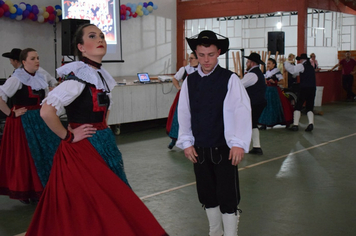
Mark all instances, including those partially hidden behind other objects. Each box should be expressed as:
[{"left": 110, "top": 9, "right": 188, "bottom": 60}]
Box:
[
  {"left": 62, "top": 0, "right": 122, "bottom": 62},
  {"left": 62, "top": 0, "right": 116, "bottom": 45}
]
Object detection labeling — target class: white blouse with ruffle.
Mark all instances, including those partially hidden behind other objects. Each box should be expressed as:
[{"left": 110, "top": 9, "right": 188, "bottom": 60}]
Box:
[{"left": 43, "top": 62, "right": 116, "bottom": 116}]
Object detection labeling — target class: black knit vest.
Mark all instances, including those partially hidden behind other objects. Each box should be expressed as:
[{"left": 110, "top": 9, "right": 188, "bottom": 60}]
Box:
[
  {"left": 245, "top": 67, "right": 267, "bottom": 105},
  {"left": 300, "top": 61, "right": 316, "bottom": 88},
  {"left": 64, "top": 76, "right": 110, "bottom": 124},
  {"left": 12, "top": 85, "right": 45, "bottom": 106},
  {"left": 187, "top": 66, "right": 232, "bottom": 147}
]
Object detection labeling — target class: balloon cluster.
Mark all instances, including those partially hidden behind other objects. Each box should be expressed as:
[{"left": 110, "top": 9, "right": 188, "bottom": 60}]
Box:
[
  {"left": 0, "top": 0, "right": 62, "bottom": 24},
  {"left": 120, "top": 2, "right": 158, "bottom": 21}
]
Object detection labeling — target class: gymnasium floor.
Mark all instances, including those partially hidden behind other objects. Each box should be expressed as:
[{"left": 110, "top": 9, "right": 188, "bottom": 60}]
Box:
[{"left": 1, "top": 101, "right": 356, "bottom": 236}]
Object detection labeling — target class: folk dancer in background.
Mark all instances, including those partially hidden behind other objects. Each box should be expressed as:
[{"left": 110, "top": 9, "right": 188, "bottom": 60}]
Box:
[{"left": 284, "top": 53, "right": 316, "bottom": 132}]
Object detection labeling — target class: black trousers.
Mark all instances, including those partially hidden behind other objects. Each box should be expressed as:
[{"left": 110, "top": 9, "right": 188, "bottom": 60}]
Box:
[
  {"left": 194, "top": 145, "right": 240, "bottom": 214},
  {"left": 252, "top": 102, "right": 267, "bottom": 128},
  {"left": 295, "top": 87, "right": 316, "bottom": 112},
  {"left": 342, "top": 74, "right": 355, "bottom": 99}
]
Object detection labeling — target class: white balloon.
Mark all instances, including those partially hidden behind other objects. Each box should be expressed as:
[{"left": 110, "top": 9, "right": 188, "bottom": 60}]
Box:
[
  {"left": 37, "top": 15, "right": 44, "bottom": 23},
  {"left": 16, "top": 14, "right": 23, "bottom": 20},
  {"left": 19, "top": 3, "right": 26, "bottom": 11}
]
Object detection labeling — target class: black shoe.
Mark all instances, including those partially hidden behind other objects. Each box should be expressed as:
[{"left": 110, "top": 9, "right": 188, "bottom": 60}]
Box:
[
  {"left": 289, "top": 125, "right": 299, "bottom": 131},
  {"left": 20, "top": 199, "right": 30, "bottom": 204},
  {"left": 258, "top": 125, "right": 266, "bottom": 130},
  {"left": 249, "top": 147, "right": 263, "bottom": 155},
  {"left": 305, "top": 124, "right": 314, "bottom": 132},
  {"left": 168, "top": 140, "right": 176, "bottom": 149}
]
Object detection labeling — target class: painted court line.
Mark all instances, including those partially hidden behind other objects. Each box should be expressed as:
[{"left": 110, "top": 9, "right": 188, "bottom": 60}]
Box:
[{"left": 140, "top": 132, "right": 356, "bottom": 201}]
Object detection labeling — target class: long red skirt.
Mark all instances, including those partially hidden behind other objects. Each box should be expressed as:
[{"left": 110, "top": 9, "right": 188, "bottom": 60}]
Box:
[
  {"left": 166, "top": 90, "right": 180, "bottom": 137},
  {"left": 277, "top": 88, "right": 294, "bottom": 126},
  {"left": 26, "top": 140, "right": 168, "bottom": 236},
  {"left": 0, "top": 116, "right": 43, "bottom": 200}
]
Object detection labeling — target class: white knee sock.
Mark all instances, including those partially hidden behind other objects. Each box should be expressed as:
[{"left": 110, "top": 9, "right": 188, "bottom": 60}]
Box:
[
  {"left": 206, "top": 206, "right": 223, "bottom": 236},
  {"left": 293, "top": 110, "right": 301, "bottom": 126},
  {"left": 252, "top": 128, "right": 260, "bottom": 148},
  {"left": 307, "top": 111, "right": 314, "bottom": 124},
  {"left": 222, "top": 212, "right": 239, "bottom": 236}
]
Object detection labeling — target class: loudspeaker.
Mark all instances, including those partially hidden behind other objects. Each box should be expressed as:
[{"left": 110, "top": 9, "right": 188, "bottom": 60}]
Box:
[
  {"left": 61, "top": 19, "right": 90, "bottom": 56},
  {"left": 267, "top": 32, "right": 285, "bottom": 55}
]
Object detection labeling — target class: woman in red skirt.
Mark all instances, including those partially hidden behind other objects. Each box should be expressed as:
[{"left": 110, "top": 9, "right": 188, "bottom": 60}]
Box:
[
  {"left": 26, "top": 24, "right": 168, "bottom": 236},
  {"left": 166, "top": 52, "right": 198, "bottom": 149},
  {"left": 0, "top": 48, "right": 60, "bottom": 204}
]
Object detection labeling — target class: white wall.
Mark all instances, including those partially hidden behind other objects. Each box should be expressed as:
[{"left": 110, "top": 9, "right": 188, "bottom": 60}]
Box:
[
  {"left": 0, "top": 0, "right": 176, "bottom": 78},
  {"left": 186, "top": 10, "right": 356, "bottom": 72},
  {"left": 105, "top": 0, "right": 176, "bottom": 76}
]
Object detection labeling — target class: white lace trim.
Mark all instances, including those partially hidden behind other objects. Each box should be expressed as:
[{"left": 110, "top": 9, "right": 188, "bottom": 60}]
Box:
[
  {"left": 265, "top": 68, "right": 283, "bottom": 80},
  {"left": 42, "top": 95, "right": 66, "bottom": 116},
  {"left": 0, "top": 90, "right": 7, "bottom": 103},
  {"left": 12, "top": 68, "right": 48, "bottom": 91},
  {"left": 185, "top": 65, "right": 198, "bottom": 75},
  {"left": 56, "top": 61, "right": 117, "bottom": 92}
]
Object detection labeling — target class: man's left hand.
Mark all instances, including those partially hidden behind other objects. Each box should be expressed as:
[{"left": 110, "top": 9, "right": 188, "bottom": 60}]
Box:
[{"left": 229, "top": 147, "right": 244, "bottom": 166}]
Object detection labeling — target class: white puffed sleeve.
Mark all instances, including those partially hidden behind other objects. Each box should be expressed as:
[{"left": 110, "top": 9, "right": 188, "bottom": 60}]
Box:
[
  {"left": 42, "top": 80, "right": 85, "bottom": 116},
  {"left": 0, "top": 76, "right": 22, "bottom": 102},
  {"left": 173, "top": 67, "right": 186, "bottom": 82},
  {"left": 108, "top": 92, "right": 113, "bottom": 110}
]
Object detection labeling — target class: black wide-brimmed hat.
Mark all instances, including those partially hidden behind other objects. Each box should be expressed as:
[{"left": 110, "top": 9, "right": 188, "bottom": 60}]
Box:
[
  {"left": 296, "top": 53, "right": 309, "bottom": 60},
  {"left": 186, "top": 30, "right": 229, "bottom": 55},
  {"left": 243, "top": 52, "right": 264, "bottom": 64},
  {"left": 2, "top": 48, "right": 22, "bottom": 61}
]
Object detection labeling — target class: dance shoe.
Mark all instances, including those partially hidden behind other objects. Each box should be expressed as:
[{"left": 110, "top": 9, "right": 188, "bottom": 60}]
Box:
[
  {"left": 249, "top": 147, "right": 263, "bottom": 155},
  {"left": 289, "top": 125, "right": 299, "bottom": 131},
  {"left": 305, "top": 124, "right": 314, "bottom": 132}
]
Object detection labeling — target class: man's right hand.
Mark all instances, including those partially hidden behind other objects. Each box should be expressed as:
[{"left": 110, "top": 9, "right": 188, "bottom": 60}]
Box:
[{"left": 184, "top": 146, "right": 198, "bottom": 163}]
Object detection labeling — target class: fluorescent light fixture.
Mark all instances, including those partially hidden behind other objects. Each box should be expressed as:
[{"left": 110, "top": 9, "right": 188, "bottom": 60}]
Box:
[{"left": 276, "top": 22, "right": 282, "bottom": 29}]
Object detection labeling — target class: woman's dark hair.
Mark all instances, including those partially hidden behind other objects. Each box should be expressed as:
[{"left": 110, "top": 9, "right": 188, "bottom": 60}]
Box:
[
  {"left": 74, "top": 23, "right": 96, "bottom": 61},
  {"left": 268, "top": 58, "right": 277, "bottom": 68},
  {"left": 19, "top": 48, "right": 36, "bottom": 66},
  {"left": 191, "top": 51, "right": 197, "bottom": 59}
]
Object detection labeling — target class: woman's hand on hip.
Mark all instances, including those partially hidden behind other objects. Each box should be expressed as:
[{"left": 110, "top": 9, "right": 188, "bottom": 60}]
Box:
[
  {"left": 13, "top": 107, "right": 27, "bottom": 117},
  {"left": 68, "top": 124, "right": 97, "bottom": 143}
]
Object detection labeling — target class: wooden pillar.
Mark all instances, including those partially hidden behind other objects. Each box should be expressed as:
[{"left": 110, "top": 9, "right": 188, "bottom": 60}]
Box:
[{"left": 297, "top": 0, "right": 308, "bottom": 56}]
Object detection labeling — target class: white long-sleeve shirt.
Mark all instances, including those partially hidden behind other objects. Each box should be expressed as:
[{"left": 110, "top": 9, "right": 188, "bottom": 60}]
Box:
[
  {"left": 284, "top": 60, "right": 305, "bottom": 76},
  {"left": 265, "top": 68, "right": 283, "bottom": 80},
  {"left": 240, "top": 65, "right": 259, "bottom": 88},
  {"left": 173, "top": 65, "right": 198, "bottom": 82},
  {"left": 176, "top": 63, "right": 252, "bottom": 153}
]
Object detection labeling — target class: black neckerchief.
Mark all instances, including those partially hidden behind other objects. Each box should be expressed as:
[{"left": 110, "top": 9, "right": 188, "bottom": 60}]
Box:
[
  {"left": 82, "top": 57, "right": 102, "bottom": 69},
  {"left": 24, "top": 68, "right": 36, "bottom": 76}
]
